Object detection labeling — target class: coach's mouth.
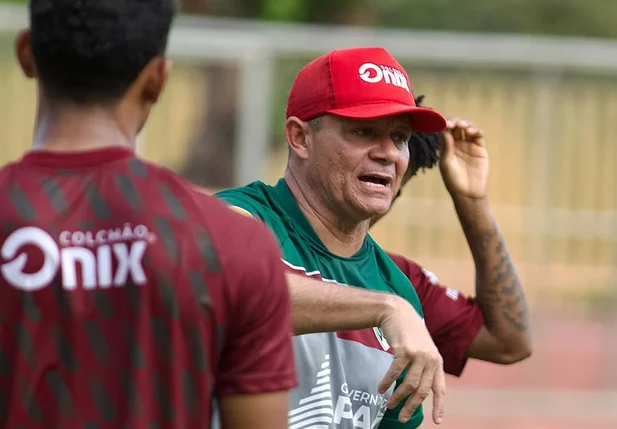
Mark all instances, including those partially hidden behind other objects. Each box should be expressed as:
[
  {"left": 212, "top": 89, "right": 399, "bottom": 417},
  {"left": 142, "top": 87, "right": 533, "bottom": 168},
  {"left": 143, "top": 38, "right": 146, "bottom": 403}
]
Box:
[{"left": 358, "top": 174, "right": 392, "bottom": 189}]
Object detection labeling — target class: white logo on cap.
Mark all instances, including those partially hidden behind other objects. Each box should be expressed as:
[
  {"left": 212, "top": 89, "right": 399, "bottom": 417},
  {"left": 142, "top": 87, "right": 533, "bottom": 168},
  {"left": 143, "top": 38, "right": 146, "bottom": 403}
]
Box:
[{"left": 358, "top": 63, "right": 410, "bottom": 92}]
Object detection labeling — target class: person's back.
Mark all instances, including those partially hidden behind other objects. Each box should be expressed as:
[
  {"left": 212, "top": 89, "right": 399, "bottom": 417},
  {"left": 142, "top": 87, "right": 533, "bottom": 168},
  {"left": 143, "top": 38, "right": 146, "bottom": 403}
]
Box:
[
  {"left": 0, "top": 1, "right": 296, "bottom": 428},
  {"left": 0, "top": 149, "right": 295, "bottom": 429}
]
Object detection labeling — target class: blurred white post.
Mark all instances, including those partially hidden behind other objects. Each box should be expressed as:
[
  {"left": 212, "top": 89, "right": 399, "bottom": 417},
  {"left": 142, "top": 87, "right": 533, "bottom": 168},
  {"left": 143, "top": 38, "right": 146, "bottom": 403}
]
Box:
[
  {"left": 234, "top": 50, "right": 275, "bottom": 186},
  {"left": 528, "top": 69, "right": 561, "bottom": 306}
]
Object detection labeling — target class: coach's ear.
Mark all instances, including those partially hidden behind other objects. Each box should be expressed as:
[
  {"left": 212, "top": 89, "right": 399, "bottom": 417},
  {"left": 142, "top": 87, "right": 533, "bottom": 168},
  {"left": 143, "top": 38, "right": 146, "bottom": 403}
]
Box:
[
  {"left": 15, "top": 30, "right": 36, "bottom": 79},
  {"left": 285, "top": 116, "right": 311, "bottom": 161}
]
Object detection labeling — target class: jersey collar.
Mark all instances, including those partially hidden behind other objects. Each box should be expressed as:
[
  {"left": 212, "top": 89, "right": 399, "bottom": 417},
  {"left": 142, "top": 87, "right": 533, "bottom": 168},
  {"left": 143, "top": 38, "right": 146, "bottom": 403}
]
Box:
[
  {"left": 271, "top": 178, "right": 372, "bottom": 260},
  {"left": 20, "top": 147, "right": 134, "bottom": 168}
]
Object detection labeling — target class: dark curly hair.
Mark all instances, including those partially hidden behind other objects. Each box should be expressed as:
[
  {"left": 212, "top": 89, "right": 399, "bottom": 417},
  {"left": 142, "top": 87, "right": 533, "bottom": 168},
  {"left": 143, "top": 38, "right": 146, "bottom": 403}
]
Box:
[
  {"left": 407, "top": 95, "right": 441, "bottom": 180},
  {"left": 29, "top": 0, "right": 176, "bottom": 105},
  {"left": 392, "top": 95, "right": 442, "bottom": 200}
]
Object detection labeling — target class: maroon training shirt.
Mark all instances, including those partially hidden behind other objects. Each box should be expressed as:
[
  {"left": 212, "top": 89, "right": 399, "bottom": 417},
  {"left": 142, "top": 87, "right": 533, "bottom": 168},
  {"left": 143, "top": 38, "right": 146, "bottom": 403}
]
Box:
[
  {"left": 387, "top": 252, "right": 484, "bottom": 376},
  {"left": 0, "top": 147, "right": 296, "bottom": 429}
]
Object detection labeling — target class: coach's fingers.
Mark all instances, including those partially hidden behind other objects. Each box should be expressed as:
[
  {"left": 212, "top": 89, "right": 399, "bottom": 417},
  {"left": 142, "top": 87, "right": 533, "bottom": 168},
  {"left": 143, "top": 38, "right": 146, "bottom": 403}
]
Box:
[
  {"left": 386, "top": 357, "right": 424, "bottom": 410},
  {"left": 460, "top": 122, "right": 485, "bottom": 147},
  {"left": 457, "top": 120, "right": 471, "bottom": 130},
  {"left": 464, "top": 125, "right": 483, "bottom": 139},
  {"left": 397, "top": 367, "right": 434, "bottom": 423},
  {"left": 470, "top": 134, "right": 486, "bottom": 147},
  {"left": 431, "top": 366, "right": 447, "bottom": 425},
  {"left": 445, "top": 117, "right": 460, "bottom": 129},
  {"left": 378, "top": 355, "right": 409, "bottom": 395},
  {"left": 446, "top": 118, "right": 484, "bottom": 142},
  {"left": 451, "top": 125, "right": 465, "bottom": 141}
]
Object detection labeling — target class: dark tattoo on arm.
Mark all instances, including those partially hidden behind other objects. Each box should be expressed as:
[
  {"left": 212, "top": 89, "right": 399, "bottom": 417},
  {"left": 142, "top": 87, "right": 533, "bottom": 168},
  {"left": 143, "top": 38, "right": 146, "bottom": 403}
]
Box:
[{"left": 462, "top": 218, "right": 530, "bottom": 334}]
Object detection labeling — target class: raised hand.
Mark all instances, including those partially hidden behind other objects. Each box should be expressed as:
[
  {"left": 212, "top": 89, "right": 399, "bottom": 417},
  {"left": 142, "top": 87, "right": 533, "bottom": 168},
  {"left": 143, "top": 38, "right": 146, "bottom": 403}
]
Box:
[{"left": 439, "top": 118, "right": 489, "bottom": 200}]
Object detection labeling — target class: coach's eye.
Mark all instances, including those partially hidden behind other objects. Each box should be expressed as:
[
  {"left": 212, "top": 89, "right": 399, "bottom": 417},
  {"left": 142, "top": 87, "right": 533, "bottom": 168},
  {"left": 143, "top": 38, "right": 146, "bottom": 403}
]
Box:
[{"left": 354, "top": 128, "right": 374, "bottom": 138}]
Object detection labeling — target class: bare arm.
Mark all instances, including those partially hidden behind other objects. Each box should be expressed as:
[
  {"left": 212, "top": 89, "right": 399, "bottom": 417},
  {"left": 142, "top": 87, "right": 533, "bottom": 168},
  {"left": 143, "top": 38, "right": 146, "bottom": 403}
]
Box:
[
  {"left": 455, "top": 196, "right": 532, "bottom": 364},
  {"left": 287, "top": 271, "right": 401, "bottom": 335},
  {"left": 214, "top": 222, "right": 296, "bottom": 428},
  {"left": 219, "top": 392, "right": 289, "bottom": 429},
  {"left": 285, "top": 271, "right": 446, "bottom": 425},
  {"left": 437, "top": 118, "right": 532, "bottom": 365}
]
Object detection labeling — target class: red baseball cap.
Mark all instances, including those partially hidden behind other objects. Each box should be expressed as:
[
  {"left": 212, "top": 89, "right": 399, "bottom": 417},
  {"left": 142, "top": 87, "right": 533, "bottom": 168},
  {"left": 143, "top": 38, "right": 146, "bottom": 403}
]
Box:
[{"left": 286, "top": 47, "right": 446, "bottom": 133}]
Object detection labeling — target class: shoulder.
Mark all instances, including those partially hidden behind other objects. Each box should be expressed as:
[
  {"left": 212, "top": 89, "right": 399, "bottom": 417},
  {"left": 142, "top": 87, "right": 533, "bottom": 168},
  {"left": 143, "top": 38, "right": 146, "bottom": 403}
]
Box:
[
  {"left": 387, "top": 252, "right": 428, "bottom": 280},
  {"left": 133, "top": 160, "right": 229, "bottom": 212},
  {"left": 0, "top": 163, "right": 22, "bottom": 199},
  {"left": 139, "top": 162, "right": 271, "bottom": 249},
  {"left": 215, "top": 182, "right": 290, "bottom": 245},
  {"left": 387, "top": 252, "right": 413, "bottom": 271},
  {"left": 215, "top": 181, "right": 271, "bottom": 199},
  {"left": 0, "top": 160, "right": 30, "bottom": 181},
  {"left": 215, "top": 182, "right": 274, "bottom": 215},
  {"left": 0, "top": 163, "right": 15, "bottom": 185},
  {"left": 385, "top": 252, "right": 444, "bottom": 307},
  {"left": 187, "top": 184, "right": 270, "bottom": 245},
  {"left": 0, "top": 161, "right": 18, "bottom": 173}
]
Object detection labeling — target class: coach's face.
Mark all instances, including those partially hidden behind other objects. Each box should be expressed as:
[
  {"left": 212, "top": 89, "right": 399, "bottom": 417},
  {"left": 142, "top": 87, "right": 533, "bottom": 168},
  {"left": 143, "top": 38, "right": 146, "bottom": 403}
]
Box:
[{"left": 287, "top": 113, "right": 411, "bottom": 220}]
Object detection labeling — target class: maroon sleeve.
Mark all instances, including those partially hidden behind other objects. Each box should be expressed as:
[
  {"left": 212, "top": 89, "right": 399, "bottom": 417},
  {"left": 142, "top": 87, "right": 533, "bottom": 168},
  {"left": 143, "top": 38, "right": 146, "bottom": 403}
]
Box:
[
  {"left": 388, "top": 253, "right": 485, "bottom": 376},
  {"left": 216, "top": 222, "right": 297, "bottom": 395}
]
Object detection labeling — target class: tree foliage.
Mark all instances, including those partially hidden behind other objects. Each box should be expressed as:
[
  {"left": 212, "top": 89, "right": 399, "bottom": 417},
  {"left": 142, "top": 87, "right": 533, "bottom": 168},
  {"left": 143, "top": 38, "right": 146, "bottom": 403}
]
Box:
[
  {"left": 182, "top": 0, "right": 617, "bottom": 39},
  {"left": 6, "top": 0, "right": 617, "bottom": 38}
]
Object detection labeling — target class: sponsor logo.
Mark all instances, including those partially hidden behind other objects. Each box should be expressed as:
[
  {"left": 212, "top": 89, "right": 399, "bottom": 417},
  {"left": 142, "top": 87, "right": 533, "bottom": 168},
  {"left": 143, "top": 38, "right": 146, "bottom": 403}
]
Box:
[
  {"left": 334, "top": 382, "right": 387, "bottom": 429},
  {"left": 288, "top": 354, "right": 334, "bottom": 429},
  {"left": 1, "top": 225, "right": 156, "bottom": 291},
  {"left": 358, "top": 63, "right": 411, "bottom": 92},
  {"left": 373, "top": 327, "right": 390, "bottom": 351},
  {"left": 289, "top": 354, "right": 388, "bottom": 429}
]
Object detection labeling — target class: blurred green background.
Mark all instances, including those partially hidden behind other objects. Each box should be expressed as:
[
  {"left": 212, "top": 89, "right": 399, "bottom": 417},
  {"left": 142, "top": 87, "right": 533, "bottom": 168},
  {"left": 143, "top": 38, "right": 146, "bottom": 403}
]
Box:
[{"left": 9, "top": 0, "right": 617, "bottom": 37}]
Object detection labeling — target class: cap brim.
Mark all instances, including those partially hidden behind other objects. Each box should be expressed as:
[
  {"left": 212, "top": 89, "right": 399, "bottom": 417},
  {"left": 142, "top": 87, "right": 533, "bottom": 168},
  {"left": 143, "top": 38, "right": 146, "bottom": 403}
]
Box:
[{"left": 326, "top": 103, "right": 446, "bottom": 133}]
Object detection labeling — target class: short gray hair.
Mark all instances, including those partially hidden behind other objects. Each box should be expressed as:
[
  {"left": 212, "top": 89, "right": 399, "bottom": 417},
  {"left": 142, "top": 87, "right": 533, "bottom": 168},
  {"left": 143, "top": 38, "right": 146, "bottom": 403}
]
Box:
[{"left": 308, "top": 117, "right": 323, "bottom": 131}]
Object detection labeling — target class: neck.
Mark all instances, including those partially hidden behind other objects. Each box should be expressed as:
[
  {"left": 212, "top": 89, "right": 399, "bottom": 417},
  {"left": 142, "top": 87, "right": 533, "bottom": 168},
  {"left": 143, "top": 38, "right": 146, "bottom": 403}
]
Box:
[
  {"left": 284, "top": 169, "right": 369, "bottom": 257},
  {"left": 32, "top": 99, "right": 136, "bottom": 152}
]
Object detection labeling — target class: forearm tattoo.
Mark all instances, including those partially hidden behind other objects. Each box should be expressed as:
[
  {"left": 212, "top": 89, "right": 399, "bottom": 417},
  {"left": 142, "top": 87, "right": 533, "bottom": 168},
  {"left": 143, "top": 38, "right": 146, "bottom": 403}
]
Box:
[{"left": 463, "top": 218, "right": 530, "bottom": 334}]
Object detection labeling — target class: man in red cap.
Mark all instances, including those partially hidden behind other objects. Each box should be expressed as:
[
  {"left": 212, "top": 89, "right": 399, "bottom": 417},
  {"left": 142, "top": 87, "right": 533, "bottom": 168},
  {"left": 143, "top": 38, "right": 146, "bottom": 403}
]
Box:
[{"left": 217, "top": 47, "right": 451, "bottom": 429}]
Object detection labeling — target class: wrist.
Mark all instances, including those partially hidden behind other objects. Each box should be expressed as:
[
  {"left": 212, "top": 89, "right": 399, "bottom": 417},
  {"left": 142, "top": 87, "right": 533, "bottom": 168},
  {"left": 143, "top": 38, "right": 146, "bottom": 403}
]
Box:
[
  {"left": 452, "top": 196, "right": 496, "bottom": 235},
  {"left": 375, "top": 293, "right": 402, "bottom": 327},
  {"left": 452, "top": 194, "right": 490, "bottom": 218},
  {"left": 376, "top": 293, "right": 422, "bottom": 328}
]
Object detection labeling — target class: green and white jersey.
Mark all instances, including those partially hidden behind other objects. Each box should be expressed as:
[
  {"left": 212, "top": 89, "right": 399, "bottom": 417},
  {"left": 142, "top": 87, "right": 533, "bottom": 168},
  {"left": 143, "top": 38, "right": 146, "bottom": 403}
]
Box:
[{"left": 216, "top": 179, "right": 425, "bottom": 429}]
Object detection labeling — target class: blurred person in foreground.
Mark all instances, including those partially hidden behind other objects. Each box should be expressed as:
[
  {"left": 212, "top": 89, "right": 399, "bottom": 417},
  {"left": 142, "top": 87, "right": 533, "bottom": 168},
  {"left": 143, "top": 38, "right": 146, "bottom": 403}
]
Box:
[
  {"left": 0, "top": 1, "right": 297, "bottom": 428},
  {"left": 372, "top": 95, "right": 532, "bottom": 379},
  {"left": 217, "top": 47, "right": 450, "bottom": 429}
]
